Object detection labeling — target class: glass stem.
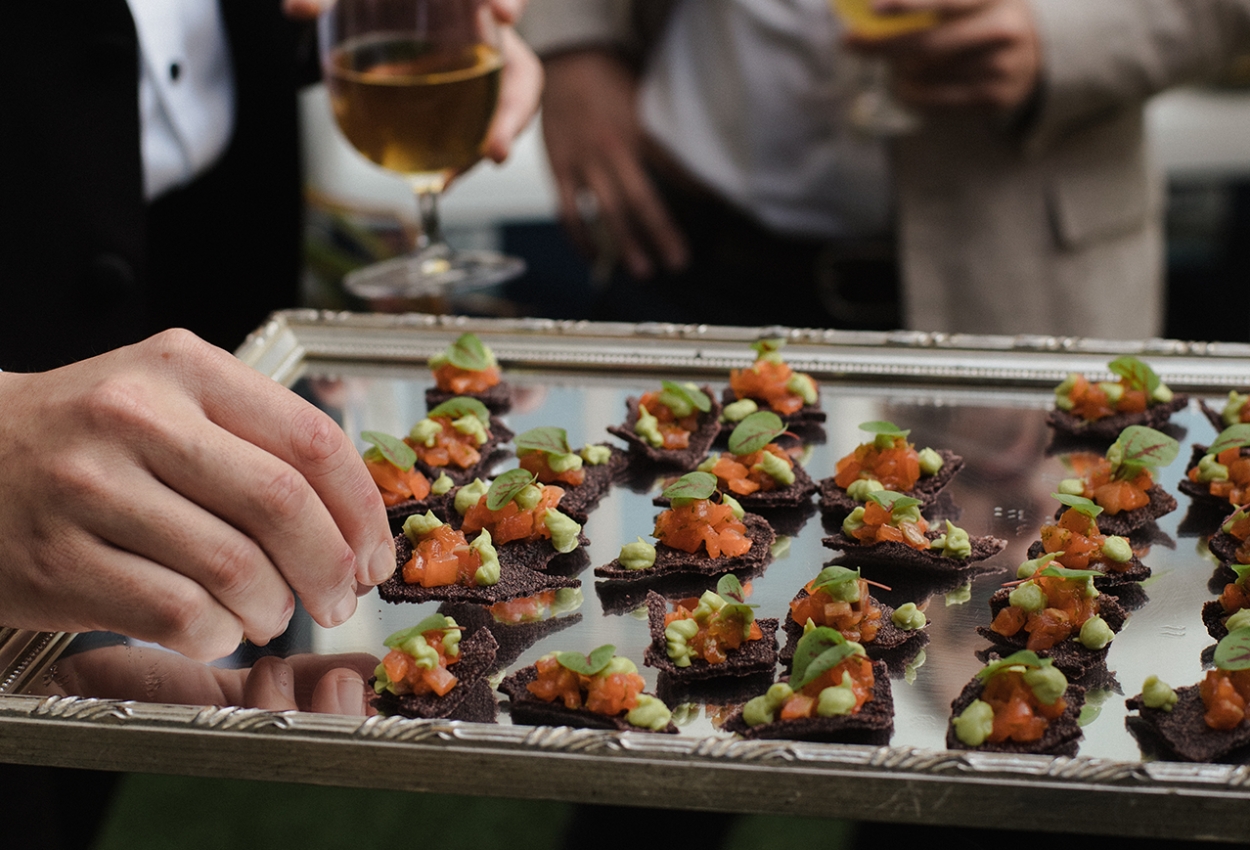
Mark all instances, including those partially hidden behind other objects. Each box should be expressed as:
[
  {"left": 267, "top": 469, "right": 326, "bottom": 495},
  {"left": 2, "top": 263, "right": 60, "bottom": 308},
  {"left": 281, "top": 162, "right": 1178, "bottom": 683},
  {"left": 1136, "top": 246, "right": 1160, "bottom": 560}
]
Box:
[{"left": 415, "top": 189, "right": 445, "bottom": 253}]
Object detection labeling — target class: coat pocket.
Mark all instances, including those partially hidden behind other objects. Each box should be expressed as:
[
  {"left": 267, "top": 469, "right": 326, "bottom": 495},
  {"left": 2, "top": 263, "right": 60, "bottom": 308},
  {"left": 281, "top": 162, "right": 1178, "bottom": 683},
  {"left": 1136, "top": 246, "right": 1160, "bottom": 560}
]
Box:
[{"left": 1045, "top": 108, "right": 1161, "bottom": 249}]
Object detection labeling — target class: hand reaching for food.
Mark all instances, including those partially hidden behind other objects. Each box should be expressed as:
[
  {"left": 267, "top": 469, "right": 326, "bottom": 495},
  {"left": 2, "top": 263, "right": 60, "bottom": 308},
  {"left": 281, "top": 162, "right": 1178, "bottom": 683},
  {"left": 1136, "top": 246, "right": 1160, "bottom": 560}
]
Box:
[{"left": 0, "top": 330, "right": 394, "bottom": 661}]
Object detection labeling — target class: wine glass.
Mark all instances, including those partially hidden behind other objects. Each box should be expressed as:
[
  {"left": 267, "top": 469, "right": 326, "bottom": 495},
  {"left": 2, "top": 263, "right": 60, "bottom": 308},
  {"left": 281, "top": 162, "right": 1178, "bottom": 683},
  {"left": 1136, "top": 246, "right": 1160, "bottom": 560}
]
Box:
[
  {"left": 830, "top": 0, "right": 937, "bottom": 137},
  {"left": 320, "top": 0, "right": 525, "bottom": 306}
]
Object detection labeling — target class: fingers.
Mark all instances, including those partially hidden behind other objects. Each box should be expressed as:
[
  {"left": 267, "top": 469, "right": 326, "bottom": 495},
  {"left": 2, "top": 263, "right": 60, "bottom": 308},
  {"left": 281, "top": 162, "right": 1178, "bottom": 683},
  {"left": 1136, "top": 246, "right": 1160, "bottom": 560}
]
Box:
[
  {"left": 242, "top": 654, "right": 377, "bottom": 713},
  {"left": 581, "top": 155, "right": 653, "bottom": 278},
  {"left": 611, "top": 144, "right": 689, "bottom": 274},
  {"left": 41, "top": 536, "right": 249, "bottom": 662},
  {"left": 851, "top": 0, "right": 1041, "bottom": 112},
  {"left": 81, "top": 461, "right": 297, "bottom": 646},
  {"left": 541, "top": 50, "right": 688, "bottom": 279},
  {"left": 895, "top": 45, "right": 1028, "bottom": 109},
  {"left": 167, "top": 333, "right": 394, "bottom": 595},
  {"left": 0, "top": 330, "right": 391, "bottom": 661},
  {"left": 489, "top": 0, "right": 525, "bottom": 25},
  {"left": 578, "top": 142, "right": 686, "bottom": 279},
  {"left": 243, "top": 656, "right": 299, "bottom": 709},
  {"left": 64, "top": 335, "right": 363, "bottom": 629},
  {"left": 309, "top": 667, "right": 371, "bottom": 715},
  {"left": 282, "top": 0, "right": 328, "bottom": 20},
  {"left": 483, "top": 27, "right": 543, "bottom": 163},
  {"left": 149, "top": 415, "right": 361, "bottom": 629},
  {"left": 869, "top": 0, "right": 993, "bottom": 15}
]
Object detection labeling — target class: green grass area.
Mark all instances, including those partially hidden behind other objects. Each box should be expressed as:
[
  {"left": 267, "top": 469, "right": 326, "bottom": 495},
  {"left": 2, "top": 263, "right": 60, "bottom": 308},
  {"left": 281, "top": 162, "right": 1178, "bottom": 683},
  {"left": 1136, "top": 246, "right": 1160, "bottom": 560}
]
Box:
[
  {"left": 93, "top": 774, "right": 853, "bottom": 850},
  {"left": 93, "top": 775, "right": 572, "bottom": 850}
]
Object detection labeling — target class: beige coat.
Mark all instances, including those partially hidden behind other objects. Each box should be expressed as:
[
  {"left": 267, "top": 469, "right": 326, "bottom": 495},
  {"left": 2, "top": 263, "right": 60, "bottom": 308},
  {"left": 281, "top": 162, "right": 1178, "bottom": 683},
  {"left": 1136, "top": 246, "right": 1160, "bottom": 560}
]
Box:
[{"left": 522, "top": 0, "right": 1250, "bottom": 340}]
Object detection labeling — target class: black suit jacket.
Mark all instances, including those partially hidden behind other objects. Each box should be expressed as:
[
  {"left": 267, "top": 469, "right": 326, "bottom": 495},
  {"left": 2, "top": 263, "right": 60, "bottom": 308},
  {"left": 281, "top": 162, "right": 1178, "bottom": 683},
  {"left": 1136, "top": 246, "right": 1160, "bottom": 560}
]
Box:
[{"left": 2, "top": 0, "right": 313, "bottom": 371}]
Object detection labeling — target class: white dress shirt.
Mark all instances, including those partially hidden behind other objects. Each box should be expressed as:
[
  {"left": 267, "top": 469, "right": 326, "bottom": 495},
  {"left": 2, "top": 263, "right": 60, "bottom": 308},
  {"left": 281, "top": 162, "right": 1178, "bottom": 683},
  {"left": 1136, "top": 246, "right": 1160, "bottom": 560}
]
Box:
[
  {"left": 126, "top": 0, "right": 236, "bottom": 200},
  {"left": 639, "top": 0, "right": 892, "bottom": 239}
]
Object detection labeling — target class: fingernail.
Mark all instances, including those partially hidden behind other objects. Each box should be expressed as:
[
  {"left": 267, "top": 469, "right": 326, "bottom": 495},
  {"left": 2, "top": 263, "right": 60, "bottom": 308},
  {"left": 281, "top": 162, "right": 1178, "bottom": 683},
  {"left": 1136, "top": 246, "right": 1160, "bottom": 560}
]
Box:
[
  {"left": 335, "top": 673, "right": 367, "bottom": 716},
  {"left": 369, "top": 541, "right": 397, "bottom": 585},
  {"left": 330, "top": 592, "right": 357, "bottom": 626}
]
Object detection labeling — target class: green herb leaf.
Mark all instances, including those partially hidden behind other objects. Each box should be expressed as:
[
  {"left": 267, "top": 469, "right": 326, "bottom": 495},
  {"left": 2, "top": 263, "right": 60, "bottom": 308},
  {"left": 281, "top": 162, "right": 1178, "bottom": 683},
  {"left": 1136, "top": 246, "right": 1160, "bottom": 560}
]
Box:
[
  {"left": 791, "top": 627, "right": 858, "bottom": 691},
  {"left": 444, "top": 333, "right": 493, "bottom": 372},
  {"left": 660, "top": 380, "right": 712, "bottom": 414},
  {"left": 662, "top": 471, "right": 717, "bottom": 503},
  {"left": 1215, "top": 628, "right": 1250, "bottom": 671},
  {"left": 1113, "top": 425, "right": 1179, "bottom": 473},
  {"left": 858, "top": 420, "right": 911, "bottom": 439},
  {"left": 1209, "top": 424, "right": 1250, "bottom": 457},
  {"left": 428, "top": 396, "right": 491, "bottom": 426},
  {"left": 977, "top": 650, "right": 1048, "bottom": 682},
  {"left": 719, "top": 602, "right": 757, "bottom": 629},
  {"left": 1053, "top": 493, "right": 1103, "bottom": 518},
  {"left": 811, "top": 566, "right": 861, "bottom": 592},
  {"left": 383, "top": 615, "right": 452, "bottom": 648},
  {"left": 750, "top": 338, "right": 786, "bottom": 357},
  {"left": 717, "top": 573, "right": 747, "bottom": 603},
  {"left": 556, "top": 645, "right": 616, "bottom": 676},
  {"left": 1107, "top": 355, "right": 1160, "bottom": 394},
  {"left": 728, "top": 411, "right": 785, "bottom": 456},
  {"left": 864, "top": 490, "right": 923, "bottom": 512},
  {"left": 361, "top": 430, "right": 416, "bottom": 470},
  {"left": 486, "top": 468, "right": 536, "bottom": 512},
  {"left": 1077, "top": 702, "right": 1103, "bottom": 727},
  {"left": 515, "top": 426, "right": 571, "bottom": 456},
  {"left": 1231, "top": 563, "right": 1250, "bottom": 584}
]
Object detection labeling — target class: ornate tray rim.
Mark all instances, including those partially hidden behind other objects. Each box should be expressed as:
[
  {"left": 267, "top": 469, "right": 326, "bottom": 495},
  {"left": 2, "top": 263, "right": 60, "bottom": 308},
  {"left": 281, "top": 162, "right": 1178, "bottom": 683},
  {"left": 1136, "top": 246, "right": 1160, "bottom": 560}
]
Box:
[{"left": 4, "top": 309, "right": 1250, "bottom": 841}]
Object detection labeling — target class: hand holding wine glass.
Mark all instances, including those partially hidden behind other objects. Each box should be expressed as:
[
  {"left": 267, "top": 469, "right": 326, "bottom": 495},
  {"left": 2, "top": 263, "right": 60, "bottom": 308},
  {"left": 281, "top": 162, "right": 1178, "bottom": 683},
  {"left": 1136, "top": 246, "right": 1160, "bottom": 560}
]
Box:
[
  {"left": 320, "top": 0, "right": 532, "bottom": 305},
  {"left": 843, "top": 0, "right": 1042, "bottom": 116},
  {"left": 829, "top": 0, "right": 938, "bottom": 136}
]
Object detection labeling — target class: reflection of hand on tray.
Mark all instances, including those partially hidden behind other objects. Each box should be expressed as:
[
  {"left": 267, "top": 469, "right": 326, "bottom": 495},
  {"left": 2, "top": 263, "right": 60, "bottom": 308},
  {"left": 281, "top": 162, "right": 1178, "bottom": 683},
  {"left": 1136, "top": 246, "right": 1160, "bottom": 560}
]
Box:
[
  {"left": 37, "top": 644, "right": 379, "bottom": 715},
  {"left": 0, "top": 330, "right": 395, "bottom": 661}
]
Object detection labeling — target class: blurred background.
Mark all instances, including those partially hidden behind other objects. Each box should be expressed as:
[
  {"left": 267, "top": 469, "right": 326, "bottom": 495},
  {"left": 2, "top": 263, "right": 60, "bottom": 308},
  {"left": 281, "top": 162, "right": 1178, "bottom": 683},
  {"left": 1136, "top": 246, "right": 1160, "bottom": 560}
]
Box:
[{"left": 301, "top": 74, "right": 1250, "bottom": 343}]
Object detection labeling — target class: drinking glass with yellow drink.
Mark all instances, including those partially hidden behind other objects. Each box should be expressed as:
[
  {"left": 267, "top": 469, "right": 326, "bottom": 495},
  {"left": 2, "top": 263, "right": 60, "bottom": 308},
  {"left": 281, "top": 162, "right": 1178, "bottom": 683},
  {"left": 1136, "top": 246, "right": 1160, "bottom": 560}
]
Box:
[
  {"left": 833, "top": 0, "right": 938, "bottom": 38},
  {"left": 829, "top": 0, "right": 938, "bottom": 135},
  {"left": 319, "top": 0, "right": 525, "bottom": 307}
]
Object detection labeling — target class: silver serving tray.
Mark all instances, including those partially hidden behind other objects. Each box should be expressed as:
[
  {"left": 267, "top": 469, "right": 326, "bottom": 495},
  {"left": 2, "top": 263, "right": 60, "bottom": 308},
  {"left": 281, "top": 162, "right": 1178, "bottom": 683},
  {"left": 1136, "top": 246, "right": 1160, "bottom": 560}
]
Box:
[{"left": 5, "top": 310, "right": 1250, "bottom": 841}]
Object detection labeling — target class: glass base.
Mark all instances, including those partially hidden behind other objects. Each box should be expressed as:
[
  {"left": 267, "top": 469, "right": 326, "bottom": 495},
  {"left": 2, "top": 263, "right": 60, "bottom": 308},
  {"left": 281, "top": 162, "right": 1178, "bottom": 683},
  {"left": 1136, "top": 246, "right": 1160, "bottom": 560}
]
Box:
[
  {"left": 343, "top": 245, "right": 526, "bottom": 304},
  {"left": 848, "top": 90, "right": 920, "bottom": 137}
]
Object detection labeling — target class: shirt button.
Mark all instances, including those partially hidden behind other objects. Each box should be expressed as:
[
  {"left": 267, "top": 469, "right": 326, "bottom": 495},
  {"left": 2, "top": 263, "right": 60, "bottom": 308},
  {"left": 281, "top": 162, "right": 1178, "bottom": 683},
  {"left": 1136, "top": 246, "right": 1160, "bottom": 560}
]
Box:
[{"left": 169, "top": 62, "right": 181, "bottom": 81}]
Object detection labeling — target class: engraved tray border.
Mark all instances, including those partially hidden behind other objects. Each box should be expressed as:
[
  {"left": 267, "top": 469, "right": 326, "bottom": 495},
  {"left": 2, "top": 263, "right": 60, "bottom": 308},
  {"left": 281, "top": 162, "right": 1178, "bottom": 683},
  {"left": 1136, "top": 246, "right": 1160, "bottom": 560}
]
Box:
[{"left": 4, "top": 310, "right": 1250, "bottom": 841}]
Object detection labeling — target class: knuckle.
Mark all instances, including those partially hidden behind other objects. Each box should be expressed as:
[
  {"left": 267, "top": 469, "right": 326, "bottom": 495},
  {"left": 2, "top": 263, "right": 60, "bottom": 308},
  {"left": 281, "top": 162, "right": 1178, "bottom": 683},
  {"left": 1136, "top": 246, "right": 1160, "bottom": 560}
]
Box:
[
  {"left": 202, "top": 537, "right": 262, "bottom": 600},
  {"left": 30, "top": 532, "right": 88, "bottom": 591},
  {"left": 149, "top": 584, "right": 223, "bottom": 647},
  {"left": 307, "top": 545, "right": 360, "bottom": 615},
  {"left": 44, "top": 454, "right": 111, "bottom": 504},
  {"left": 288, "top": 406, "right": 347, "bottom": 468},
  {"left": 256, "top": 466, "right": 312, "bottom": 524},
  {"left": 327, "top": 544, "right": 359, "bottom": 591},
  {"left": 80, "top": 376, "right": 160, "bottom": 435},
  {"left": 147, "top": 326, "right": 204, "bottom": 354}
]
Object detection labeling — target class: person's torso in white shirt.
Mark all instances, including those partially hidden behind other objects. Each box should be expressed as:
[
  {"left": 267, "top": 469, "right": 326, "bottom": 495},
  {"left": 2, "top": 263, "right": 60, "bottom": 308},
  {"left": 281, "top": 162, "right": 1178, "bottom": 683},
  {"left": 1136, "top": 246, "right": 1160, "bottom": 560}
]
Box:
[
  {"left": 639, "top": 0, "right": 892, "bottom": 240},
  {"left": 126, "top": 0, "right": 235, "bottom": 201}
]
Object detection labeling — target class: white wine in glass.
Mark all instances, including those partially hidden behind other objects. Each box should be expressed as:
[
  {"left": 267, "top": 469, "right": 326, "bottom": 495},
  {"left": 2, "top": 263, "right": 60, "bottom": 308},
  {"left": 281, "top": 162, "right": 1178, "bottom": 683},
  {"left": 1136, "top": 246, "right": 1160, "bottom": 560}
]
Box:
[
  {"left": 832, "top": 0, "right": 937, "bottom": 38},
  {"left": 321, "top": 0, "right": 525, "bottom": 306}
]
